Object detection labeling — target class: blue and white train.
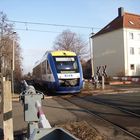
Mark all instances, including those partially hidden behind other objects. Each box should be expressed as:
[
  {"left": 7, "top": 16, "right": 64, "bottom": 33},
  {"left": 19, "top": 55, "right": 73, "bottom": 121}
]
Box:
[{"left": 32, "top": 50, "right": 83, "bottom": 94}]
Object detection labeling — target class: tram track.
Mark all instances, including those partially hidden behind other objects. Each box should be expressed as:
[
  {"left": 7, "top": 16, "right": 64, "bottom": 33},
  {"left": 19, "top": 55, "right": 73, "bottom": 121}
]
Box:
[{"left": 60, "top": 94, "right": 140, "bottom": 140}]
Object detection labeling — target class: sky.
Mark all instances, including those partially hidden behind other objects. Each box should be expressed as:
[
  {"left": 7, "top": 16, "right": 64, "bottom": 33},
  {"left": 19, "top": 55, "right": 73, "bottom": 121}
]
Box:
[{"left": 0, "top": 0, "right": 140, "bottom": 74}]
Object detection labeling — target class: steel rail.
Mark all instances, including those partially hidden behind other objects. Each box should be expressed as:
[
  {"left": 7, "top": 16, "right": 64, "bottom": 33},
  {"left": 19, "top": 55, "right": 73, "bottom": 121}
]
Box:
[
  {"left": 86, "top": 109, "right": 140, "bottom": 140},
  {"left": 87, "top": 97, "right": 140, "bottom": 118},
  {"left": 63, "top": 96, "right": 140, "bottom": 140}
]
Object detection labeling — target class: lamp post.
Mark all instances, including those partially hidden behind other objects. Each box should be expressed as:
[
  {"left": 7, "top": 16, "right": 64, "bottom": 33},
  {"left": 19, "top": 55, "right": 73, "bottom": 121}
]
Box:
[
  {"left": 89, "top": 32, "right": 95, "bottom": 78},
  {"left": 11, "top": 32, "right": 16, "bottom": 94}
]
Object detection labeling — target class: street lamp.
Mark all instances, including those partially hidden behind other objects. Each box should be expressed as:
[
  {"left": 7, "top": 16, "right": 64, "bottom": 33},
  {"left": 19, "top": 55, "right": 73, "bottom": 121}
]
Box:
[
  {"left": 89, "top": 32, "right": 95, "bottom": 78},
  {"left": 11, "top": 32, "right": 16, "bottom": 94}
]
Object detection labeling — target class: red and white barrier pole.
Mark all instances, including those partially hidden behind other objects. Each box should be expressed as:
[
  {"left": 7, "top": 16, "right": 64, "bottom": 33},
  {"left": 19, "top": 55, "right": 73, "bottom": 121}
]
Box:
[{"left": 35, "top": 101, "right": 51, "bottom": 129}]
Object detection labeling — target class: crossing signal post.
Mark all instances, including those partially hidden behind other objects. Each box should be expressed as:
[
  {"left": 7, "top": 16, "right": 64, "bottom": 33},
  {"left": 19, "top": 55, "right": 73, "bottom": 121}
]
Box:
[
  {"left": 95, "top": 65, "right": 107, "bottom": 89},
  {"left": 20, "top": 80, "right": 78, "bottom": 140}
]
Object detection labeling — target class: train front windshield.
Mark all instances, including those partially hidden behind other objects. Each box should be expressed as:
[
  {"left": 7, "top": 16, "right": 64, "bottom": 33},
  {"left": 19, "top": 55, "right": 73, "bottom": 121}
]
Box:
[{"left": 54, "top": 56, "right": 79, "bottom": 73}]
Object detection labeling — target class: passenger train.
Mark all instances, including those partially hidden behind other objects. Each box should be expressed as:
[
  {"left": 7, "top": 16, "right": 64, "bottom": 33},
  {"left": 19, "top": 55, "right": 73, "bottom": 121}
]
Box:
[{"left": 32, "top": 50, "right": 83, "bottom": 94}]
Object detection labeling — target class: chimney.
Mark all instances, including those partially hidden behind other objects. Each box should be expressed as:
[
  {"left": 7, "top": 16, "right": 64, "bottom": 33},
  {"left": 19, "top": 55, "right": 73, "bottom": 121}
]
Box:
[{"left": 118, "top": 7, "right": 124, "bottom": 17}]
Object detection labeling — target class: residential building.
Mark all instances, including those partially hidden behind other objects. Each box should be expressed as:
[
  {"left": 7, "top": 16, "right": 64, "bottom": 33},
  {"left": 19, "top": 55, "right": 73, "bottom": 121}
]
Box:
[{"left": 92, "top": 7, "right": 140, "bottom": 76}]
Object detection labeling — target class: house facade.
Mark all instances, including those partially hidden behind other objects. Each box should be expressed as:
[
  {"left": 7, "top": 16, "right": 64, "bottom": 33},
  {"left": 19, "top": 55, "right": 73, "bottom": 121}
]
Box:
[{"left": 92, "top": 7, "right": 140, "bottom": 76}]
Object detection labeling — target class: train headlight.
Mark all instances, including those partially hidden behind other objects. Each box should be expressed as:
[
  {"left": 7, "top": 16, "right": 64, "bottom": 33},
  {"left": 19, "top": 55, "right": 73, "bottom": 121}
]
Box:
[
  {"left": 68, "top": 79, "right": 78, "bottom": 86},
  {"left": 59, "top": 79, "right": 78, "bottom": 87}
]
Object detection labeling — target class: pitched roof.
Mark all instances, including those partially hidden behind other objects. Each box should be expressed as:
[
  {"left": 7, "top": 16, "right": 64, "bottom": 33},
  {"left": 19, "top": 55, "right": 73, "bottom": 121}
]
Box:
[
  {"left": 92, "top": 11, "right": 140, "bottom": 38},
  {"left": 124, "top": 13, "right": 140, "bottom": 29}
]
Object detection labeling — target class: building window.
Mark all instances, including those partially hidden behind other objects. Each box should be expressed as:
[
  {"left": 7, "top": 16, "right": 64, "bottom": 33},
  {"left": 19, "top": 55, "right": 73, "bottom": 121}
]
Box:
[
  {"left": 129, "top": 32, "right": 134, "bottom": 39},
  {"left": 130, "top": 47, "right": 134, "bottom": 55},
  {"left": 130, "top": 64, "right": 135, "bottom": 70},
  {"left": 138, "top": 48, "right": 140, "bottom": 55},
  {"left": 138, "top": 34, "right": 140, "bottom": 40}
]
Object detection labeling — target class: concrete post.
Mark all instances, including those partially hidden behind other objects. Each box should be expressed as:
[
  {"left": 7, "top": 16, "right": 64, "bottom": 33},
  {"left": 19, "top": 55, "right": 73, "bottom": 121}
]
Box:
[{"left": 2, "top": 81, "right": 13, "bottom": 140}]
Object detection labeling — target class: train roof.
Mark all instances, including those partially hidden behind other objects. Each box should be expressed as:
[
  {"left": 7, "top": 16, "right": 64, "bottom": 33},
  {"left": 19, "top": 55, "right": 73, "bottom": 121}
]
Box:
[
  {"left": 33, "top": 50, "right": 77, "bottom": 68},
  {"left": 51, "top": 50, "right": 76, "bottom": 56}
]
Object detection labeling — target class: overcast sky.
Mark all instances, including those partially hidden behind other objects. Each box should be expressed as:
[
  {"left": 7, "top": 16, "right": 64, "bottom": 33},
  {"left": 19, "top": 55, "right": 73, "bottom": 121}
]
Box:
[{"left": 0, "top": 0, "right": 140, "bottom": 74}]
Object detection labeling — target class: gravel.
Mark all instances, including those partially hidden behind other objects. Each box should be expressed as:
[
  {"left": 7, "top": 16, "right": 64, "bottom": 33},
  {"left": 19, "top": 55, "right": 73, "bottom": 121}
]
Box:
[{"left": 58, "top": 121, "right": 107, "bottom": 140}]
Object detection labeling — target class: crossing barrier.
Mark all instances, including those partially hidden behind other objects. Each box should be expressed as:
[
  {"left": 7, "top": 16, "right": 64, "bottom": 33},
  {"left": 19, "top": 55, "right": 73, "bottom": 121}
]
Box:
[
  {"left": 35, "top": 100, "right": 51, "bottom": 128},
  {"left": 20, "top": 80, "right": 78, "bottom": 140}
]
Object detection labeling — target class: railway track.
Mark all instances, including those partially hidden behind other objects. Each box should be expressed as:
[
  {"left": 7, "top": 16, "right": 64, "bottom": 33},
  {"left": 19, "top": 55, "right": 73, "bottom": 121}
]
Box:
[
  {"left": 86, "top": 96, "right": 140, "bottom": 118},
  {"left": 31, "top": 82, "right": 140, "bottom": 139},
  {"left": 60, "top": 94, "right": 140, "bottom": 140}
]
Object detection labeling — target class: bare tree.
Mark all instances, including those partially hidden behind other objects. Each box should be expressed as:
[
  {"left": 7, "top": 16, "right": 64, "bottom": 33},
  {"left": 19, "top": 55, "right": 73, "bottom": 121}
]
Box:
[
  {"left": 0, "top": 11, "right": 22, "bottom": 81},
  {"left": 53, "top": 30, "right": 88, "bottom": 59}
]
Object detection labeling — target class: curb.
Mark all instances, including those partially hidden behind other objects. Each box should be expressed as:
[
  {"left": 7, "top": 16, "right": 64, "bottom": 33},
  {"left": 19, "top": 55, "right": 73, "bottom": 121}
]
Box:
[
  {"left": 113, "top": 77, "right": 140, "bottom": 83},
  {"left": 82, "top": 88, "right": 140, "bottom": 95},
  {"left": 109, "top": 81, "right": 131, "bottom": 85},
  {"left": 12, "top": 95, "right": 53, "bottom": 102}
]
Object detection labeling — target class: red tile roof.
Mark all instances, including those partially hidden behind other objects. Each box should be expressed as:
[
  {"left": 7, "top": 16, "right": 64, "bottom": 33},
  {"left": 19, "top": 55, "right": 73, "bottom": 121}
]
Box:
[
  {"left": 124, "top": 13, "right": 140, "bottom": 29},
  {"left": 92, "top": 12, "right": 140, "bottom": 38}
]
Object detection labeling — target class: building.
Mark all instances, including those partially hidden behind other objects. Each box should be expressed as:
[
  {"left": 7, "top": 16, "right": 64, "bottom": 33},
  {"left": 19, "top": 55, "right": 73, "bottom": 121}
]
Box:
[{"left": 92, "top": 7, "right": 140, "bottom": 77}]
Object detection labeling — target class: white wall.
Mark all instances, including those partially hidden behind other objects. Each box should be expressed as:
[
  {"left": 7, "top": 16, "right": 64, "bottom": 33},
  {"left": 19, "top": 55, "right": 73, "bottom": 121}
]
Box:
[
  {"left": 124, "top": 28, "right": 140, "bottom": 76},
  {"left": 93, "top": 29, "right": 125, "bottom": 76}
]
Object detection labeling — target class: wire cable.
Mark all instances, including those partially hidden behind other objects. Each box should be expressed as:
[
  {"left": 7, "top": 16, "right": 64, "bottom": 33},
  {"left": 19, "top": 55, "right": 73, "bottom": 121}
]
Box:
[{"left": 6, "top": 19, "right": 100, "bottom": 30}]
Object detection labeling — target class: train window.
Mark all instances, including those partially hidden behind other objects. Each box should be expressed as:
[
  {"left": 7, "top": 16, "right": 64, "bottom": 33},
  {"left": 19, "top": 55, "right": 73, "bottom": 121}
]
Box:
[
  {"left": 42, "top": 61, "right": 46, "bottom": 74},
  {"left": 54, "top": 56, "right": 79, "bottom": 73},
  {"left": 33, "top": 64, "right": 42, "bottom": 78},
  {"left": 47, "top": 61, "right": 51, "bottom": 74}
]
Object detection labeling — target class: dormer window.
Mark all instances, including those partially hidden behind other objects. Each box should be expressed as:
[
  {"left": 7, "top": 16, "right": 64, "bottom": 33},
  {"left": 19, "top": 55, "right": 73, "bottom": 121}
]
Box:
[{"left": 129, "top": 21, "right": 134, "bottom": 25}]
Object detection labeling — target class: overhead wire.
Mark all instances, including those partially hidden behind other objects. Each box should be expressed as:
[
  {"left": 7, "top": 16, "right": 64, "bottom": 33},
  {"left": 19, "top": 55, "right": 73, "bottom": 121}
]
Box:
[
  {"left": 15, "top": 28, "right": 61, "bottom": 34},
  {"left": 6, "top": 19, "right": 101, "bottom": 31}
]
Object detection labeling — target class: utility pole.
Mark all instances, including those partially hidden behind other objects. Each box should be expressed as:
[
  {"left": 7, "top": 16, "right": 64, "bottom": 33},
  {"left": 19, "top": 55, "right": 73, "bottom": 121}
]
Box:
[
  {"left": 11, "top": 32, "right": 16, "bottom": 94},
  {"left": 89, "top": 32, "right": 95, "bottom": 78}
]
